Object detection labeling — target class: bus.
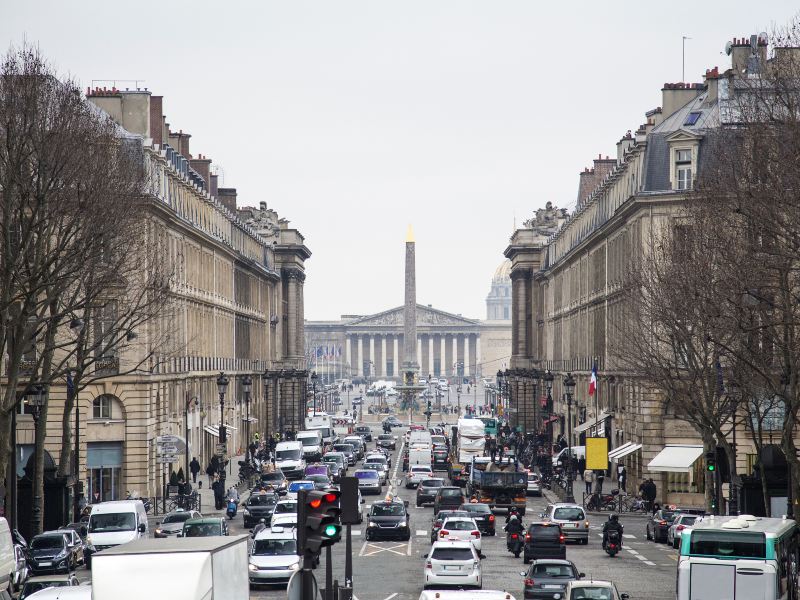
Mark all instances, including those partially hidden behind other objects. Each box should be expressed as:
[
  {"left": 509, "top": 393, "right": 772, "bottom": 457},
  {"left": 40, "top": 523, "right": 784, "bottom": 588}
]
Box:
[
  {"left": 677, "top": 514, "right": 799, "bottom": 600},
  {"left": 477, "top": 416, "right": 498, "bottom": 436}
]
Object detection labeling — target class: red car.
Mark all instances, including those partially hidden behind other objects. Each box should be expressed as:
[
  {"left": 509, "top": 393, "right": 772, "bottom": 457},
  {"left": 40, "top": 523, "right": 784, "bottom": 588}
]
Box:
[{"left": 409, "top": 424, "right": 425, "bottom": 431}]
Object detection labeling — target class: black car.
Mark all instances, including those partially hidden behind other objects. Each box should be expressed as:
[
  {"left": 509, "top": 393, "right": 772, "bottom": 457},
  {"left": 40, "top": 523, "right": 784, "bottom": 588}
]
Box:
[
  {"left": 433, "top": 487, "right": 466, "bottom": 514},
  {"left": 260, "top": 470, "right": 288, "bottom": 493},
  {"left": 432, "top": 448, "right": 450, "bottom": 471},
  {"left": 377, "top": 434, "right": 397, "bottom": 450},
  {"left": 242, "top": 492, "right": 279, "bottom": 528},
  {"left": 355, "top": 426, "right": 373, "bottom": 442},
  {"left": 416, "top": 478, "right": 445, "bottom": 507},
  {"left": 430, "top": 510, "right": 470, "bottom": 543},
  {"left": 458, "top": 503, "right": 496, "bottom": 535},
  {"left": 646, "top": 509, "right": 677, "bottom": 543},
  {"left": 520, "top": 559, "right": 583, "bottom": 600},
  {"left": 382, "top": 416, "right": 402, "bottom": 429},
  {"left": 523, "top": 522, "right": 566, "bottom": 564},
  {"left": 333, "top": 444, "right": 357, "bottom": 466},
  {"left": 365, "top": 499, "right": 411, "bottom": 541},
  {"left": 29, "top": 532, "right": 82, "bottom": 574}
]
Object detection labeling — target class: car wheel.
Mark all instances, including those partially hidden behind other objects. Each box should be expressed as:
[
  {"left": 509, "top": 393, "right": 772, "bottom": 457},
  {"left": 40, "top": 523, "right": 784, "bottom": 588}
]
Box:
[
  {"left": 673, "top": 539, "right": 679, "bottom": 549},
  {"left": 416, "top": 500, "right": 422, "bottom": 507},
  {"left": 581, "top": 537, "right": 588, "bottom": 545}
]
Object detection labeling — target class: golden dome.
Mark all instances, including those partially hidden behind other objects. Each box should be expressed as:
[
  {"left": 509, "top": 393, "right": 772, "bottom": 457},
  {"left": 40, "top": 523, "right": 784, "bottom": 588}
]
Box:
[{"left": 492, "top": 259, "right": 512, "bottom": 283}]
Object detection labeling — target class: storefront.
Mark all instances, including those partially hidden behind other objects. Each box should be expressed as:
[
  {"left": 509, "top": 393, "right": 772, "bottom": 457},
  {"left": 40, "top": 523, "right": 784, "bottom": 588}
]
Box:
[
  {"left": 86, "top": 442, "right": 123, "bottom": 502},
  {"left": 647, "top": 444, "right": 705, "bottom": 507}
]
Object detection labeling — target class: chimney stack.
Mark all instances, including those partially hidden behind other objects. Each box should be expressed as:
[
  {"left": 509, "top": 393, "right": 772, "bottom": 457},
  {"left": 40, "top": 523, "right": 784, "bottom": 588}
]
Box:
[
  {"left": 149, "top": 96, "right": 163, "bottom": 146},
  {"left": 210, "top": 174, "right": 219, "bottom": 198},
  {"left": 661, "top": 82, "right": 703, "bottom": 119},
  {"left": 217, "top": 188, "right": 237, "bottom": 212},
  {"left": 189, "top": 155, "right": 212, "bottom": 190}
]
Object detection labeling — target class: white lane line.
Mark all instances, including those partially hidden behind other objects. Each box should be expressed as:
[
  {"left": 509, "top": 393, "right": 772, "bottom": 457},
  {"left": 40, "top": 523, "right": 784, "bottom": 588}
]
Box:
[
  {"left": 352, "top": 530, "right": 361, "bottom": 536},
  {"left": 416, "top": 530, "right": 427, "bottom": 536},
  {"left": 406, "top": 538, "right": 412, "bottom": 556},
  {"left": 625, "top": 548, "right": 640, "bottom": 556},
  {"left": 623, "top": 534, "right": 635, "bottom": 539},
  {"left": 644, "top": 560, "right": 657, "bottom": 566},
  {"left": 384, "top": 594, "right": 399, "bottom": 600},
  {"left": 358, "top": 542, "right": 368, "bottom": 557},
  {"left": 388, "top": 439, "right": 405, "bottom": 496}
]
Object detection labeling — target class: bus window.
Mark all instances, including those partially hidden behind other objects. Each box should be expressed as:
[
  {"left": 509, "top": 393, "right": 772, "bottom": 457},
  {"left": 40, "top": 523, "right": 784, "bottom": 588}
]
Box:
[{"left": 690, "top": 531, "right": 766, "bottom": 559}]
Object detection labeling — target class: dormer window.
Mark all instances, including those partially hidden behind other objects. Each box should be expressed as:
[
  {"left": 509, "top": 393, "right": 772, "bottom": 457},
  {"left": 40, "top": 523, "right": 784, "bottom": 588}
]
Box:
[{"left": 675, "top": 149, "right": 693, "bottom": 190}]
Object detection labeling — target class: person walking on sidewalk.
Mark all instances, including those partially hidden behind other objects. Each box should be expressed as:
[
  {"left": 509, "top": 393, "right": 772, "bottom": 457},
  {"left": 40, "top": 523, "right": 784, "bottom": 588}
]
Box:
[
  {"left": 583, "top": 468, "right": 595, "bottom": 495},
  {"left": 190, "top": 457, "right": 201, "bottom": 483}
]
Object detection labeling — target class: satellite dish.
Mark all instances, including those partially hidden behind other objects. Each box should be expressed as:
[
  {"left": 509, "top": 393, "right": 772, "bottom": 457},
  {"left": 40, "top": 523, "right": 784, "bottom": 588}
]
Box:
[{"left": 725, "top": 41, "right": 733, "bottom": 55}]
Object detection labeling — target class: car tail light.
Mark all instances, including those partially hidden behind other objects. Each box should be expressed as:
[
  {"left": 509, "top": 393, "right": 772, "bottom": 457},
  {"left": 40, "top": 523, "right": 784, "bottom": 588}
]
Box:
[
  {"left": 524, "top": 578, "right": 534, "bottom": 586},
  {"left": 440, "top": 530, "right": 449, "bottom": 537},
  {"left": 471, "top": 530, "right": 481, "bottom": 538},
  {"left": 488, "top": 515, "right": 495, "bottom": 522},
  {"left": 659, "top": 520, "right": 667, "bottom": 526},
  {"left": 559, "top": 534, "right": 565, "bottom": 542},
  {"left": 676, "top": 524, "right": 685, "bottom": 532},
  {"left": 426, "top": 561, "right": 432, "bottom": 569},
  {"left": 511, "top": 533, "right": 519, "bottom": 539},
  {"left": 525, "top": 533, "right": 531, "bottom": 542}
]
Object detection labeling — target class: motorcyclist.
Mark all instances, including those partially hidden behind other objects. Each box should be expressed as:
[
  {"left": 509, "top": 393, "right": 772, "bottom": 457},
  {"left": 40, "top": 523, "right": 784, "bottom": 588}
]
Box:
[
  {"left": 505, "top": 505, "right": 521, "bottom": 524},
  {"left": 251, "top": 518, "right": 268, "bottom": 539},
  {"left": 383, "top": 422, "right": 391, "bottom": 434},
  {"left": 504, "top": 514, "right": 524, "bottom": 535},
  {"left": 602, "top": 513, "right": 624, "bottom": 549}
]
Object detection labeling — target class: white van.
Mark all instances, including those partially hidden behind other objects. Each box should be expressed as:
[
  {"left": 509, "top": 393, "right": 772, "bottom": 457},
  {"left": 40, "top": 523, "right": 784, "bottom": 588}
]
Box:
[
  {"left": 85, "top": 500, "right": 148, "bottom": 567},
  {"left": 274, "top": 441, "right": 306, "bottom": 480},
  {"left": 552, "top": 445, "right": 586, "bottom": 467},
  {"left": 296, "top": 430, "right": 323, "bottom": 462},
  {"left": 0, "top": 517, "right": 17, "bottom": 594}
]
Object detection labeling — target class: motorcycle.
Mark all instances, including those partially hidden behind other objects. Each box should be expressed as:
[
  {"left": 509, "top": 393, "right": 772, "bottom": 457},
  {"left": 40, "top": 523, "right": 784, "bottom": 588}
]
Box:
[
  {"left": 226, "top": 498, "right": 238, "bottom": 520},
  {"left": 506, "top": 531, "right": 523, "bottom": 558},
  {"left": 604, "top": 530, "right": 621, "bottom": 557}
]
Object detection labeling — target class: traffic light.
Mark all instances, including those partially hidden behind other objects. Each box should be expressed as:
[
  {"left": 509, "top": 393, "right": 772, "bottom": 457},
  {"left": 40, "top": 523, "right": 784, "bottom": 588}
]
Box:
[
  {"left": 298, "top": 489, "right": 341, "bottom": 562},
  {"left": 705, "top": 451, "right": 716, "bottom": 472}
]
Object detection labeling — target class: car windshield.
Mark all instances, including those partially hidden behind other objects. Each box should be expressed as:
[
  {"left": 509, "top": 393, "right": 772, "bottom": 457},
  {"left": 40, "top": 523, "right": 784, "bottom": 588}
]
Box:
[
  {"left": 554, "top": 507, "right": 584, "bottom": 521},
  {"left": 275, "top": 503, "right": 298, "bottom": 513},
  {"left": 437, "top": 511, "right": 469, "bottom": 521},
  {"left": 530, "top": 525, "right": 561, "bottom": 540},
  {"left": 679, "top": 516, "right": 698, "bottom": 525},
  {"left": 440, "top": 489, "right": 462, "bottom": 497},
  {"left": 183, "top": 523, "right": 221, "bottom": 537},
  {"left": 362, "top": 464, "right": 381, "bottom": 472},
  {"left": 262, "top": 472, "right": 285, "bottom": 482},
  {"left": 569, "top": 587, "right": 614, "bottom": 599},
  {"left": 531, "top": 563, "right": 575, "bottom": 578},
  {"left": 253, "top": 539, "right": 297, "bottom": 555},
  {"left": 689, "top": 530, "right": 766, "bottom": 558},
  {"left": 22, "top": 581, "right": 71, "bottom": 596},
  {"left": 371, "top": 504, "right": 405, "bottom": 516},
  {"left": 379, "top": 435, "right": 393, "bottom": 440},
  {"left": 334, "top": 445, "right": 354, "bottom": 453},
  {"left": 355, "top": 471, "right": 378, "bottom": 480},
  {"left": 461, "top": 504, "right": 490, "bottom": 514},
  {"left": 89, "top": 512, "right": 136, "bottom": 532},
  {"left": 421, "top": 479, "right": 444, "bottom": 487},
  {"left": 324, "top": 455, "right": 344, "bottom": 464},
  {"left": 276, "top": 449, "right": 301, "bottom": 461},
  {"left": 249, "top": 495, "right": 277, "bottom": 506},
  {"left": 367, "top": 457, "right": 386, "bottom": 464},
  {"left": 299, "top": 437, "right": 319, "bottom": 447},
  {"left": 32, "top": 535, "right": 65, "bottom": 550},
  {"left": 443, "top": 520, "right": 475, "bottom": 531},
  {"left": 431, "top": 547, "right": 474, "bottom": 561},
  {"left": 288, "top": 482, "right": 314, "bottom": 492},
  {"left": 163, "top": 512, "right": 194, "bottom": 523}
]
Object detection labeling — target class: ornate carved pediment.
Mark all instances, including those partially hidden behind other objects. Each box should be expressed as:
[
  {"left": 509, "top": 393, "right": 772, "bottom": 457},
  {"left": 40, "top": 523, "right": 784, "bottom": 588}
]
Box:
[{"left": 349, "top": 305, "right": 478, "bottom": 327}]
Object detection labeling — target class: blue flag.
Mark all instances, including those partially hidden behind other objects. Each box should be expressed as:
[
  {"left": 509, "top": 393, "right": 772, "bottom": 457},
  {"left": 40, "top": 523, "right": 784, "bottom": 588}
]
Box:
[{"left": 66, "top": 372, "right": 75, "bottom": 397}]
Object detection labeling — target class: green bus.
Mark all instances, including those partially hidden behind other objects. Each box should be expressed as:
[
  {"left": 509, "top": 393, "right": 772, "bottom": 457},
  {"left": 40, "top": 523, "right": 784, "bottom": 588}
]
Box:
[{"left": 477, "top": 416, "right": 498, "bottom": 436}]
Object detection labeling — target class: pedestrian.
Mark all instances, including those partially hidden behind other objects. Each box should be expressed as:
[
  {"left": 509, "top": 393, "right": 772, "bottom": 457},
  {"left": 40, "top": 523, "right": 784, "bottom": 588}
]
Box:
[
  {"left": 617, "top": 464, "right": 627, "bottom": 491},
  {"left": 206, "top": 460, "right": 216, "bottom": 487},
  {"left": 583, "top": 468, "right": 595, "bottom": 495},
  {"left": 211, "top": 477, "right": 223, "bottom": 510},
  {"left": 596, "top": 470, "right": 605, "bottom": 492},
  {"left": 93, "top": 490, "right": 101, "bottom": 504},
  {"left": 190, "top": 457, "right": 201, "bottom": 483},
  {"left": 645, "top": 478, "right": 657, "bottom": 510}
]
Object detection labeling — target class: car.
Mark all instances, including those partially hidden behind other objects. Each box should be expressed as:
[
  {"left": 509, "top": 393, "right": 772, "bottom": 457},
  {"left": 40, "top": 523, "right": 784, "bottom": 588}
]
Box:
[
  {"left": 430, "top": 435, "right": 448, "bottom": 450},
  {"left": 271, "top": 499, "right": 298, "bottom": 525},
  {"left": 365, "top": 498, "right": 411, "bottom": 541},
  {"left": 430, "top": 510, "right": 471, "bottom": 543},
  {"left": 248, "top": 526, "right": 300, "bottom": 587},
  {"left": 563, "top": 579, "right": 629, "bottom": 600},
  {"left": 260, "top": 469, "right": 288, "bottom": 493},
  {"left": 541, "top": 504, "right": 588, "bottom": 544},
  {"left": 377, "top": 434, "right": 397, "bottom": 450},
  {"left": 354, "top": 469, "right": 382, "bottom": 495},
  {"left": 28, "top": 532, "right": 82, "bottom": 574},
  {"left": 667, "top": 513, "right": 702, "bottom": 549},
  {"left": 286, "top": 480, "right": 316, "bottom": 499},
  {"left": 365, "top": 452, "right": 391, "bottom": 472},
  {"left": 458, "top": 503, "right": 495, "bottom": 535},
  {"left": 354, "top": 425, "right": 373, "bottom": 442},
  {"left": 242, "top": 492, "right": 279, "bottom": 528},
  {"left": 344, "top": 436, "right": 367, "bottom": 459},
  {"left": 523, "top": 522, "right": 566, "bottom": 564},
  {"left": 270, "top": 513, "right": 299, "bottom": 530},
  {"left": 322, "top": 453, "right": 347, "bottom": 481},
  {"left": 18, "top": 574, "right": 80, "bottom": 600},
  {"left": 13, "top": 543, "right": 29, "bottom": 591},
  {"left": 519, "top": 559, "right": 583, "bottom": 600},
  {"left": 407, "top": 465, "right": 434, "bottom": 489},
  {"left": 55, "top": 529, "right": 85, "bottom": 565},
  {"left": 432, "top": 448, "right": 450, "bottom": 471},
  {"left": 181, "top": 517, "right": 228, "bottom": 538},
  {"left": 526, "top": 473, "right": 542, "bottom": 497},
  {"left": 409, "top": 424, "right": 426, "bottom": 432},
  {"left": 434, "top": 487, "right": 466, "bottom": 514},
  {"left": 646, "top": 508, "right": 677, "bottom": 543},
  {"left": 306, "top": 474, "right": 334, "bottom": 490},
  {"left": 417, "top": 478, "right": 445, "bottom": 507},
  {"left": 360, "top": 462, "right": 388, "bottom": 485},
  {"left": 423, "top": 539, "right": 481, "bottom": 590},
  {"left": 438, "top": 517, "right": 482, "bottom": 552},
  {"left": 382, "top": 416, "right": 402, "bottom": 429},
  {"left": 154, "top": 509, "right": 202, "bottom": 538},
  {"left": 333, "top": 444, "right": 357, "bottom": 466},
  {"left": 304, "top": 463, "right": 332, "bottom": 479}
]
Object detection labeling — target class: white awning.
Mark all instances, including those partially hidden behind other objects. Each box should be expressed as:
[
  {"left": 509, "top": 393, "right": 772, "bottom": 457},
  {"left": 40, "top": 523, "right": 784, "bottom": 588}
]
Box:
[
  {"left": 242, "top": 417, "right": 258, "bottom": 423},
  {"left": 203, "top": 424, "right": 238, "bottom": 438},
  {"left": 647, "top": 445, "right": 703, "bottom": 473},
  {"left": 572, "top": 411, "right": 611, "bottom": 435},
  {"left": 609, "top": 443, "right": 642, "bottom": 462}
]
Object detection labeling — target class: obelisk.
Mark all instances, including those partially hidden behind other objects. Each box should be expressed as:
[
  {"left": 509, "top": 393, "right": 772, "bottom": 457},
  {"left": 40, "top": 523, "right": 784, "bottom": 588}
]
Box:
[{"left": 402, "top": 224, "right": 419, "bottom": 373}]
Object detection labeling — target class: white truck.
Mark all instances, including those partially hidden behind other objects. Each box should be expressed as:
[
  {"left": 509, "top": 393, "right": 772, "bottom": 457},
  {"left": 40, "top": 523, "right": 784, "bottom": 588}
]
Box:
[
  {"left": 305, "top": 413, "right": 335, "bottom": 446},
  {"left": 457, "top": 418, "right": 486, "bottom": 464},
  {"left": 296, "top": 429, "right": 324, "bottom": 462},
  {"left": 91, "top": 535, "right": 249, "bottom": 600}
]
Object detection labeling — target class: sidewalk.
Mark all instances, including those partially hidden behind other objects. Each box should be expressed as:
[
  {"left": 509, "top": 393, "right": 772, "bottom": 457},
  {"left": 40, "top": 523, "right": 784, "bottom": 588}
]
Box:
[{"left": 542, "top": 478, "right": 651, "bottom": 520}]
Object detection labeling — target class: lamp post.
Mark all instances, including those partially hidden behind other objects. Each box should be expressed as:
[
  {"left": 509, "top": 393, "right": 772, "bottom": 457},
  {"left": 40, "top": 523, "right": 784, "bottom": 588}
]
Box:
[
  {"left": 531, "top": 369, "right": 541, "bottom": 441},
  {"left": 217, "top": 372, "right": 229, "bottom": 449},
  {"left": 242, "top": 375, "right": 252, "bottom": 459},
  {"left": 29, "top": 382, "right": 47, "bottom": 535},
  {"left": 310, "top": 372, "right": 318, "bottom": 413},
  {"left": 184, "top": 393, "right": 198, "bottom": 481},
  {"left": 544, "top": 370, "right": 554, "bottom": 450},
  {"left": 563, "top": 373, "right": 576, "bottom": 503},
  {"left": 496, "top": 370, "right": 504, "bottom": 417}
]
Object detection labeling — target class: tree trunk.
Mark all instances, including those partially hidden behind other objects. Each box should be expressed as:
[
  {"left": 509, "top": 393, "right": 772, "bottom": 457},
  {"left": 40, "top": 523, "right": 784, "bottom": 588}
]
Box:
[
  {"left": 717, "top": 436, "right": 739, "bottom": 514},
  {"left": 0, "top": 408, "right": 13, "bottom": 521},
  {"left": 56, "top": 385, "right": 74, "bottom": 479},
  {"left": 703, "top": 434, "right": 715, "bottom": 513}
]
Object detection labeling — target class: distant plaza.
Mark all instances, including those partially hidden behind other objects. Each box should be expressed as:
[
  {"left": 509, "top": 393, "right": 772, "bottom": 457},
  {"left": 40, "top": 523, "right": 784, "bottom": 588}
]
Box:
[{"left": 305, "top": 261, "right": 512, "bottom": 383}]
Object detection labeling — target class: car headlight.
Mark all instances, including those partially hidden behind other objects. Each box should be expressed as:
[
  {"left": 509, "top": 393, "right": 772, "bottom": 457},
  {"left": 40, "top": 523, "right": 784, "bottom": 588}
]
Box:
[
  {"left": 369, "top": 521, "right": 377, "bottom": 527},
  {"left": 243, "top": 509, "right": 250, "bottom": 515},
  {"left": 155, "top": 529, "right": 163, "bottom": 535},
  {"left": 248, "top": 563, "right": 258, "bottom": 572},
  {"left": 289, "top": 561, "right": 300, "bottom": 571},
  {"left": 399, "top": 521, "right": 407, "bottom": 528},
  {"left": 56, "top": 549, "right": 68, "bottom": 559}
]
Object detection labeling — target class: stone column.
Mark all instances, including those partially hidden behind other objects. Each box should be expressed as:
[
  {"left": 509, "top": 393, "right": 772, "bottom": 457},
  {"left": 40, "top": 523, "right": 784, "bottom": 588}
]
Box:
[
  {"left": 393, "top": 336, "right": 399, "bottom": 377},
  {"left": 381, "top": 336, "right": 387, "bottom": 377},
  {"left": 469, "top": 334, "right": 477, "bottom": 378},
  {"left": 440, "top": 335, "right": 446, "bottom": 377},
  {"left": 417, "top": 337, "right": 422, "bottom": 370},
  {"left": 421, "top": 335, "right": 430, "bottom": 378},
  {"left": 475, "top": 335, "right": 481, "bottom": 378},
  {"left": 345, "top": 336, "right": 352, "bottom": 377},
  {"left": 357, "top": 335, "right": 364, "bottom": 376},
  {"left": 369, "top": 336, "right": 375, "bottom": 377},
  {"left": 511, "top": 270, "right": 529, "bottom": 358},
  {"left": 464, "top": 335, "right": 471, "bottom": 376},
  {"left": 428, "top": 336, "right": 435, "bottom": 375},
  {"left": 450, "top": 335, "right": 457, "bottom": 376},
  {"left": 287, "top": 276, "right": 298, "bottom": 357}
]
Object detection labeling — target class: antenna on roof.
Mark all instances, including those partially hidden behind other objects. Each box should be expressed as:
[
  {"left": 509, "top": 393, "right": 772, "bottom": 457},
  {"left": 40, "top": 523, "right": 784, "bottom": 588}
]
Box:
[{"left": 682, "top": 36, "right": 692, "bottom": 82}]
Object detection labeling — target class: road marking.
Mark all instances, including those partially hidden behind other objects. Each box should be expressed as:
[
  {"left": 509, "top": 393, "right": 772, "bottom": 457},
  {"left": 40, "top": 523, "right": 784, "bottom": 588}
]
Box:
[
  {"left": 358, "top": 542, "right": 368, "bottom": 557},
  {"left": 383, "top": 594, "right": 398, "bottom": 600},
  {"left": 352, "top": 530, "right": 361, "bottom": 536},
  {"left": 416, "top": 530, "right": 427, "bottom": 536},
  {"left": 644, "top": 560, "right": 657, "bottom": 566},
  {"left": 406, "top": 538, "right": 412, "bottom": 556},
  {"left": 623, "top": 534, "right": 635, "bottom": 539},
  {"left": 362, "top": 542, "right": 408, "bottom": 557}
]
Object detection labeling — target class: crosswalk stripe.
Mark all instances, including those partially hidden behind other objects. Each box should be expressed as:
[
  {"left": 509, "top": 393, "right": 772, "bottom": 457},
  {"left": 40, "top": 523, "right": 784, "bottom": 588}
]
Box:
[{"left": 416, "top": 530, "right": 427, "bottom": 536}]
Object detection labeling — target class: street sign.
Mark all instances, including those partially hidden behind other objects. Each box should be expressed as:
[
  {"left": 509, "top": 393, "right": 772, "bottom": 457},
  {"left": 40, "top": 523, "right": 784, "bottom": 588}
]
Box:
[
  {"left": 157, "top": 456, "right": 178, "bottom": 464},
  {"left": 157, "top": 435, "right": 181, "bottom": 444},
  {"left": 214, "top": 443, "right": 227, "bottom": 457},
  {"left": 157, "top": 444, "right": 178, "bottom": 455}
]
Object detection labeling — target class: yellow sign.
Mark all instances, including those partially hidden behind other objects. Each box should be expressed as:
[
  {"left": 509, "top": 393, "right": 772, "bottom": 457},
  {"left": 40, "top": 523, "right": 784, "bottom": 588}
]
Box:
[{"left": 585, "top": 437, "right": 609, "bottom": 470}]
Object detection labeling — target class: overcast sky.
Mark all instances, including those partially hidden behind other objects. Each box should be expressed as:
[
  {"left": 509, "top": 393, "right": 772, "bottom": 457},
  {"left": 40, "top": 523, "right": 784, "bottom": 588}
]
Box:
[{"left": 2, "top": 1, "right": 798, "bottom": 320}]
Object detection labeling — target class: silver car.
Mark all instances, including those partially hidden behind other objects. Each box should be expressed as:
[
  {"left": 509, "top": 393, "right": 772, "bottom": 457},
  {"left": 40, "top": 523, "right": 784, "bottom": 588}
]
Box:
[
  {"left": 248, "top": 528, "right": 300, "bottom": 586},
  {"left": 154, "top": 509, "right": 202, "bottom": 538},
  {"left": 354, "top": 469, "right": 382, "bottom": 495},
  {"left": 541, "top": 503, "right": 589, "bottom": 544}
]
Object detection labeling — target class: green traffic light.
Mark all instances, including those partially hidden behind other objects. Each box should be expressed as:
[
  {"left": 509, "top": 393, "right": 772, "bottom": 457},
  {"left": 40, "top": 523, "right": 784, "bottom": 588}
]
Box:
[
  {"left": 324, "top": 524, "right": 339, "bottom": 537},
  {"left": 707, "top": 464, "right": 715, "bottom": 471}
]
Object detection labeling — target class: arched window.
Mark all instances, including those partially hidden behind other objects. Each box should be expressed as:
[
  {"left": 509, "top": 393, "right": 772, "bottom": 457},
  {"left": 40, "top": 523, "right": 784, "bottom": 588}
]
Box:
[{"left": 92, "top": 394, "right": 122, "bottom": 420}]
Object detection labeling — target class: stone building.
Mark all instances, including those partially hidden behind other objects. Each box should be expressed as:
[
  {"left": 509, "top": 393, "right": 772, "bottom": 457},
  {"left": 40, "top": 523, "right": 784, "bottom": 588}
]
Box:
[
  {"left": 17, "top": 88, "right": 309, "bottom": 507},
  {"left": 503, "top": 40, "right": 778, "bottom": 508},
  {"left": 479, "top": 261, "right": 513, "bottom": 377}
]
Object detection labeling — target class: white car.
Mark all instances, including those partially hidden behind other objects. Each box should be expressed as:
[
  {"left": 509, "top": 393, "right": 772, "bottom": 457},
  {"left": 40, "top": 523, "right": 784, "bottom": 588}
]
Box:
[
  {"left": 439, "top": 517, "right": 482, "bottom": 552},
  {"left": 423, "top": 539, "right": 481, "bottom": 590},
  {"left": 406, "top": 465, "right": 434, "bottom": 488},
  {"left": 563, "top": 580, "right": 629, "bottom": 599},
  {"left": 667, "top": 514, "right": 701, "bottom": 549},
  {"left": 269, "top": 513, "right": 298, "bottom": 530},
  {"left": 526, "top": 472, "right": 542, "bottom": 497},
  {"left": 419, "top": 592, "right": 516, "bottom": 600},
  {"left": 248, "top": 527, "right": 300, "bottom": 586},
  {"left": 365, "top": 452, "right": 391, "bottom": 471},
  {"left": 285, "top": 480, "right": 315, "bottom": 500}
]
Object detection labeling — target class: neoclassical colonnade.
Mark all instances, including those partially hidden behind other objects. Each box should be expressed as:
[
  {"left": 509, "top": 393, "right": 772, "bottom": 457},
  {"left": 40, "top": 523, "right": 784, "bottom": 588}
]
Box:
[{"left": 345, "top": 332, "right": 480, "bottom": 378}]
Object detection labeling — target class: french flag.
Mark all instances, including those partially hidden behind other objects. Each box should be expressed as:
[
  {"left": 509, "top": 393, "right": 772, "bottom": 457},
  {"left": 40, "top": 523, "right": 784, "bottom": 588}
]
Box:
[{"left": 588, "top": 362, "right": 597, "bottom": 397}]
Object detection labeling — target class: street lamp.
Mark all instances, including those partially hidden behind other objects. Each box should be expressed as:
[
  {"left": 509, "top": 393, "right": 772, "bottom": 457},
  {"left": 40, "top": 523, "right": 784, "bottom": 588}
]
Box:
[
  {"left": 530, "top": 369, "right": 541, "bottom": 440},
  {"left": 242, "top": 374, "right": 253, "bottom": 459},
  {"left": 184, "top": 393, "right": 198, "bottom": 480},
  {"left": 29, "top": 382, "right": 47, "bottom": 535},
  {"left": 496, "top": 370, "right": 504, "bottom": 417},
  {"left": 217, "top": 372, "right": 229, "bottom": 447},
  {"left": 310, "top": 371, "right": 318, "bottom": 413},
  {"left": 563, "top": 373, "right": 576, "bottom": 503}
]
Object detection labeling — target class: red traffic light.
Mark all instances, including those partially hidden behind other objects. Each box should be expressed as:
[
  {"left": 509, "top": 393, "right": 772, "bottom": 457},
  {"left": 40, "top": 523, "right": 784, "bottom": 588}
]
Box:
[{"left": 310, "top": 498, "right": 322, "bottom": 509}]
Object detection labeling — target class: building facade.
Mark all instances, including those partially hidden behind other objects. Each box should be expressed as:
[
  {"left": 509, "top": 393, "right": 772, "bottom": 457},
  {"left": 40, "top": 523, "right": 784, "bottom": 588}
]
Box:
[{"left": 17, "top": 89, "right": 310, "bottom": 508}]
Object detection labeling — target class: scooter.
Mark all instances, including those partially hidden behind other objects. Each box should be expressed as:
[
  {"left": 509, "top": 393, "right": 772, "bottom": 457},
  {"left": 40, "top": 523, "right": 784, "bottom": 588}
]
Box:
[
  {"left": 604, "top": 530, "right": 621, "bottom": 557},
  {"left": 226, "top": 498, "right": 238, "bottom": 520},
  {"left": 506, "top": 531, "right": 523, "bottom": 558}
]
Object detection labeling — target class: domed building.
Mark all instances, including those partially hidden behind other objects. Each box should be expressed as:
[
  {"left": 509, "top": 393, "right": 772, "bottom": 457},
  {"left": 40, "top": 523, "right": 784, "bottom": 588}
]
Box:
[{"left": 486, "top": 259, "right": 512, "bottom": 320}]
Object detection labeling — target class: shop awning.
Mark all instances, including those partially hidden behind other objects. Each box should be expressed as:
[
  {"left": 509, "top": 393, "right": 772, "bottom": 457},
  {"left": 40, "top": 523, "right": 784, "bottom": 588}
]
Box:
[
  {"left": 203, "top": 424, "right": 238, "bottom": 438},
  {"left": 647, "top": 445, "right": 703, "bottom": 473},
  {"left": 242, "top": 416, "right": 258, "bottom": 423},
  {"left": 572, "top": 410, "right": 611, "bottom": 435},
  {"left": 608, "top": 442, "right": 642, "bottom": 462}
]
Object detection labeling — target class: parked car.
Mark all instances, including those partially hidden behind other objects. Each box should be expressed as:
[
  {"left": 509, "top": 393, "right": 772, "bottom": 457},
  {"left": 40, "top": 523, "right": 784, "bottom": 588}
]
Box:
[
  {"left": 540, "top": 503, "right": 588, "bottom": 544},
  {"left": 422, "top": 539, "right": 481, "bottom": 590},
  {"left": 458, "top": 503, "right": 496, "bottom": 535},
  {"left": 242, "top": 492, "right": 279, "bottom": 528},
  {"left": 365, "top": 498, "right": 411, "bottom": 541},
  {"left": 181, "top": 517, "right": 229, "bottom": 538},
  {"left": 28, "top": 532, "right": 82, "bottom": 575},
  {"left": 667, "top": 513, "right": 702, "bottom": 549},
  {"left": 354, "top": 426, "right": 373, "bottom": 442},
  {"left": 154, "top": 509, "right": 202, "bottom": 538},
  {"left": 520, "top": 559, "right": 583, "bottom": 600},
  {"left": 433, "top": 487, "right": 466, "bottom": 514},
  {"left": 416, "top": 478, "right": 445, "bottom": 507},
  {"left": 523, "top": 522, "right": 566, "bottom": 564},
  {"left": 19, "top": 574, "right": 79, "bottom": 600}
]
